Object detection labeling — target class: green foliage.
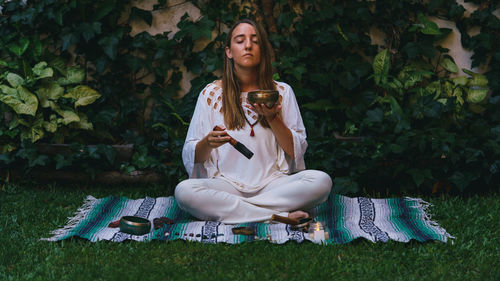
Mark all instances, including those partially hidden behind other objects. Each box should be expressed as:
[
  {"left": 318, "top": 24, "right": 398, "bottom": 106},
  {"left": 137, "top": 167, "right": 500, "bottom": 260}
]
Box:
[
  {"left": 257, "top": 0, "right": 499, "bottom": 194},
  {"left": 0, "top": 0, "right": 499, "bottom": 194},
  {"left": 0, "top": 59, "right": 101, "bottom": 144},
  {"left": 357, "top": 48, "right": 495, "bottom": 193}
]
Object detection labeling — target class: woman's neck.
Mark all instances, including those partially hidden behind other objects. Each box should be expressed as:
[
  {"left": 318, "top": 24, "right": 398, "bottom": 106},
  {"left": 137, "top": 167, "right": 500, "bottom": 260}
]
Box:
[{"left": 235, "top": 67, "right": 259, "bottom": 92}]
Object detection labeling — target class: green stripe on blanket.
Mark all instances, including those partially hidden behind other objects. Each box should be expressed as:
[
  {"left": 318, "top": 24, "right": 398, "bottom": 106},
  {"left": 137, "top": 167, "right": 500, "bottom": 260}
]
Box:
[{"left": 42, "top": 194, "right": 454, "bottom": 244}]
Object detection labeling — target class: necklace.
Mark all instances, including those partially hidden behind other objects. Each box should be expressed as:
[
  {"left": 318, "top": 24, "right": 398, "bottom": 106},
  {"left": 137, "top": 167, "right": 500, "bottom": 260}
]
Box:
[
  {"left": 241, "top": 91, "right": 260, "bottom": 136},
  {"left": 244, "top": 114, "right": 260, "bottom": 137}
]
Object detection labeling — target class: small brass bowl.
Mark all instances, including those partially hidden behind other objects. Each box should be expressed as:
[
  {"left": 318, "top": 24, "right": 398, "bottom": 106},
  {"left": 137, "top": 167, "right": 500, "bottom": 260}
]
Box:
[
  {"left": 119, "top": 216, "right": 151, "bottom": 235},
  {"left": 247, "top": 90, "right": 279, "bottom": 108}
]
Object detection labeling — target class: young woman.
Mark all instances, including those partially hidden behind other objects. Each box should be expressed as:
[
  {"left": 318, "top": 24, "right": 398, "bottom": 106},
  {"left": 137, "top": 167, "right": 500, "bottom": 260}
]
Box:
[{"left": 175, "top": 19, "right": 332, "bottom": 223}]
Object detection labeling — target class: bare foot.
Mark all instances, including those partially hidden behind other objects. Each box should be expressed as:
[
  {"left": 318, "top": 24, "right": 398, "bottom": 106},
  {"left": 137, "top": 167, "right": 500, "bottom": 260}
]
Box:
[{"left": 288, "top": 210, "right": 309, "bottom": 220}]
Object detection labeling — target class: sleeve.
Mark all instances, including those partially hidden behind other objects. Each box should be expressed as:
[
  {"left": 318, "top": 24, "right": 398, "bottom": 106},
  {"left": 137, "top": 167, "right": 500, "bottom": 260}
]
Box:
[
  {"left": 182, "top": 87, "right": 213, "bottom": 178},
  {"left": 279, "top": 82, "right": 307, "bottom": 172}
]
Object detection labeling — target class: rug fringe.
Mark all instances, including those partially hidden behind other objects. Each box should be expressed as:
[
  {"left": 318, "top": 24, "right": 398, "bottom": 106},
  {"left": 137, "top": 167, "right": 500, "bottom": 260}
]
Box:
[
  {"left": 40, "top": 196, "right": 98, "bottom": 241},
  {"left": 405, "top": 197, "right": 455, "bottom": 243}
]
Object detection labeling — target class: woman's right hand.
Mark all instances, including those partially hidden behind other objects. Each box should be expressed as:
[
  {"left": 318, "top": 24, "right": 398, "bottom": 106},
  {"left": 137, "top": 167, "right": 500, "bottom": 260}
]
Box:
[
  {"left": 195, "top": 126, "right": 231, "bottom": 163},
  {"left": 205, "top": 126, "right": 231, "bottom": 148}
]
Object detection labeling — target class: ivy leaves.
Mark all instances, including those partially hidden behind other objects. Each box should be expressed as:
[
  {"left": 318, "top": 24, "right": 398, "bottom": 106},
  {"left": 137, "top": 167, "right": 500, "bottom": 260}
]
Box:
[
  {"left": 130, "top": 7, "right": 153, "bottom": 26},
  {"left": 174, "top": 14, "right": 215, "bottom": 41},
  {"left": 1, "top": 0, "right": 498, "bottom": 193},
  {"left": 97, "top": 30, "right": 124, "bottom": 60},
  {"left": 416, "top": 13, "right": 442, "bottom": 35}
]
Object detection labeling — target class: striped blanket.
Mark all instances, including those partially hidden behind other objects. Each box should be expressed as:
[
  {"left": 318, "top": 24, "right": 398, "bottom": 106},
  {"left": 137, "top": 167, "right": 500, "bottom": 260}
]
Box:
[{"left": 42, "top": 194, "right": 453, "bottom": 244}]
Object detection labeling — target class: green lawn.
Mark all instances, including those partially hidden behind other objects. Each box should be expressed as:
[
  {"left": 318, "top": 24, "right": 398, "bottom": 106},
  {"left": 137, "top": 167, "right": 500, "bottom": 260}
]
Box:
[{"left": 1, "top": 182, "right": 499, "bottom": 281}]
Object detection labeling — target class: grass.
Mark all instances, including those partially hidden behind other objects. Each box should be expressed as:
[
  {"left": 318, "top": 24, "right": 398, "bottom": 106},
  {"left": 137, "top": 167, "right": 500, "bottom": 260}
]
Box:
[{"left": 1, "top": 182, "right": 499, "bottom": 281}]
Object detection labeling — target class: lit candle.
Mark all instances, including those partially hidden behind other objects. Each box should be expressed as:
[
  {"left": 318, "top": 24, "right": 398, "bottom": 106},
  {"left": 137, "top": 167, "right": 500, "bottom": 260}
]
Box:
[{"left": 309, "top": 222, "right": 325, "bottom": 241}]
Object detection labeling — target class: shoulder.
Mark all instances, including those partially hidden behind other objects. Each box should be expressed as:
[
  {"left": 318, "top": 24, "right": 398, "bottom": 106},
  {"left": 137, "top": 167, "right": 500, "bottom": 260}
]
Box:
[
  {"left": 274, "top": 81, "right": 293, "bottom": 94},
  {"left": 200, "top": 80, "right": 222, "bottom": 95},
  {"left": 199, "top": 80, "right": 223, "bottom": 112},
  {"left": 213, "top": 79, "right": 222, "bottom": 87},
  {"left": 274, "top": 81, "right": 295, "bottom": 101}
]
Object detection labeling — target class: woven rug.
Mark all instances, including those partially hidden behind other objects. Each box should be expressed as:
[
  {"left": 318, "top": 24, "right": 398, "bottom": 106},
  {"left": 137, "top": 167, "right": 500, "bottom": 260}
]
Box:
[{"left": 42, "top": 194, "right": 453, "bottom": 244}]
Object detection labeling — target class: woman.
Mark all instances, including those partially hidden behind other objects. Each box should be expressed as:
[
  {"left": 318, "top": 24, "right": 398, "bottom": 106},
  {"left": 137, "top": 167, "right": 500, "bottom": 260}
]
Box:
[{"left": 175, "top": 19, "right": 332, "bottom": 223}]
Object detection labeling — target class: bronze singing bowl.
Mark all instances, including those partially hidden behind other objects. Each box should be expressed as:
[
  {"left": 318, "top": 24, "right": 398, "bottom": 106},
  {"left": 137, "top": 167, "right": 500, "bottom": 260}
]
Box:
[
  {"left": 119, "top": 216, "right": 151, "bottom": 235},
  {"left": 247, "top": 90, "right": 279, "bottom": 108}
]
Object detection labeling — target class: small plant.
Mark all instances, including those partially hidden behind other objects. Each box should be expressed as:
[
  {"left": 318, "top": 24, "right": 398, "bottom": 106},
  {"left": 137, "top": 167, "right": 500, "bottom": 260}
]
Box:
[{"left": 0, "top": 58, "right": 101, "bottom": 151}]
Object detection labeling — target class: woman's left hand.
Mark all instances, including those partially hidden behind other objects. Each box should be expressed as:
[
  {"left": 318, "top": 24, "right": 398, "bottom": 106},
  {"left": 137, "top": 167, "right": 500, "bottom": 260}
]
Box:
[{"left": 246, "top": 103, "right": 281, "bottom": 122}]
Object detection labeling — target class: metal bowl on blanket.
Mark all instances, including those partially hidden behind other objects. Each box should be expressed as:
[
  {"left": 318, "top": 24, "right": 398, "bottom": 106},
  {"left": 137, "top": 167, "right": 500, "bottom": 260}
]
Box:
[
  {"left": 119, "top": 216, "right": 151, "bottom": 235},
  {"left": 247, "top": 90, "right": 279, "bottom": 108}
]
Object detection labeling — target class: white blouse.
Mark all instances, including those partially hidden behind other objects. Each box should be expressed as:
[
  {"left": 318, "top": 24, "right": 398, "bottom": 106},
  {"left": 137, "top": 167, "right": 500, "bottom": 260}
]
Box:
[{"left": 182, "top": 81, "right": 308, "bottom": 193}]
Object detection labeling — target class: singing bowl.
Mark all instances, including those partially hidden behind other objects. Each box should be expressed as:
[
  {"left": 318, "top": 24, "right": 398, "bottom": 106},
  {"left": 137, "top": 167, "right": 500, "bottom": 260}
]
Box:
[
  {"left": 247, "top": 90, "right": 279, "bottom": 108},
  {"left": 119, "top": 216, "right": 151, "bottom": 235}
]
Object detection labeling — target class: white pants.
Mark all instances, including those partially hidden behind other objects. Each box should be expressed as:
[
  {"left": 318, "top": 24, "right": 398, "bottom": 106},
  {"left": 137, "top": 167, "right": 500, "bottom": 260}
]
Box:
[{"left": 174, "top": 170, "right": 332, "bottom": 224}]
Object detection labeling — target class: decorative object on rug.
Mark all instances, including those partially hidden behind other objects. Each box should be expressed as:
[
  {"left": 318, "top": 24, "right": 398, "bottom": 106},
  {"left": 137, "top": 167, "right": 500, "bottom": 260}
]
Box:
[
  {"left": 271, "top": 214, "right": 327, "bottom": 242},
  {"left": 307, "top": 220, "right": 329, "bottom": 242},
  {"left": 153, "top": 217, "right": 174, "bottom": 230},
  {"left": 231, "top": 226, "right": 255, "bottom": 235},
  {"left": 108, "top": 220, "right": 120, "bottom": 228},
  {"left": 119, "top": 216, "right": 151, "bottom": 235},
  {"left": 42, "top": 194, "right": 454, "bottom": 244}
]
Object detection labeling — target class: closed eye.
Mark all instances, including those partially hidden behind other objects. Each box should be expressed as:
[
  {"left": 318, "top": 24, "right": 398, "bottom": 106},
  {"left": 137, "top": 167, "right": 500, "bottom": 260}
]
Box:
[{"left": 233, "top": 34, "right": 258, "bottom": 44}]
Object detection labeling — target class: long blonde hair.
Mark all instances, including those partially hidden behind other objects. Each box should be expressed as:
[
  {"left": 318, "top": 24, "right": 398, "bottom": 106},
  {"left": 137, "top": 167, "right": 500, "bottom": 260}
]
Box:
[{"left": 222, "top": 19, "right": 276, "bottom": 130}]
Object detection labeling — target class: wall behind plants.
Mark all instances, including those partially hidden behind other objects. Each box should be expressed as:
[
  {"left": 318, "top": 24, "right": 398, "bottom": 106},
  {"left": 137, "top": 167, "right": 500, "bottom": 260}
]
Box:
[{"left": 0, "top": 0, "right": 499, "bottom": 195}]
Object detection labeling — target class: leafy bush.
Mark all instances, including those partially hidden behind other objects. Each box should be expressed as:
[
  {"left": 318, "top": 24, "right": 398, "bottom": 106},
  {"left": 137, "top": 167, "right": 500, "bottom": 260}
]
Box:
[
  {"left": 0, "top": 59, "right": 100, "bottom": 145},
  {"left": 1, "top": 0, "right": 499, "bottom": 194}
]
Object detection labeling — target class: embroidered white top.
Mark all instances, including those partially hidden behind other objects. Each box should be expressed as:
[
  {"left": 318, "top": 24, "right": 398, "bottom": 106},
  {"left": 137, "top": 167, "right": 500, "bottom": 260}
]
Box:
[{"left": 182, "top": 81, "right": 308, "bottom": 193}]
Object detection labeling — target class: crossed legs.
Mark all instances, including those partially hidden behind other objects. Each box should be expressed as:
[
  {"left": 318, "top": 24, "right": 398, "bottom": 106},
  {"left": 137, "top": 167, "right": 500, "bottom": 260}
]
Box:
[{"left": 174, "top": 170, "right": 332, "bottom": 224}]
